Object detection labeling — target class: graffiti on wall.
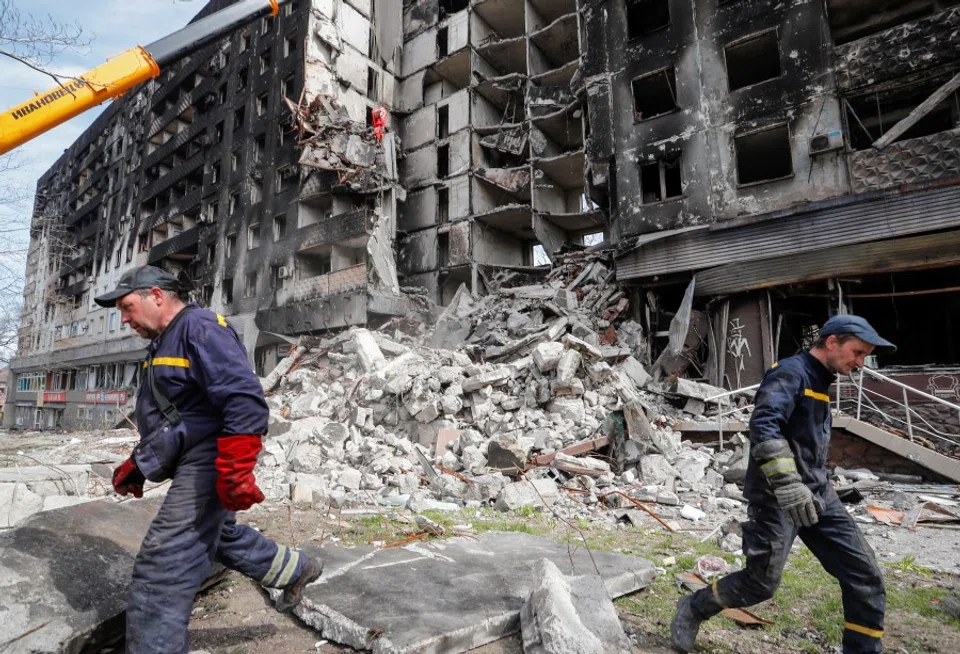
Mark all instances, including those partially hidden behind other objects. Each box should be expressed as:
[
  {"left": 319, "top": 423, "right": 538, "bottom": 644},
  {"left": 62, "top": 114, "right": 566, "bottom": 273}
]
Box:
[{"left": 727, "top": 317, "right": 753, "bottom": 388}]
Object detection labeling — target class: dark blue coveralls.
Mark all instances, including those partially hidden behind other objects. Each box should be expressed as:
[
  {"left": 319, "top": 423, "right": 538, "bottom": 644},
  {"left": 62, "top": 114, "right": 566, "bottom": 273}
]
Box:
[
  {"left": 125, "top": 305, "right": 308, "bottom": 653},
  {"left": 690, "top": 351, "right": 886, "bottom": 653}
]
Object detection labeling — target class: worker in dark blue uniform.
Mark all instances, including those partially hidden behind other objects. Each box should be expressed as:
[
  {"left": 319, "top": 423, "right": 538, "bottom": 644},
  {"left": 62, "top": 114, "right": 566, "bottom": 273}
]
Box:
[
  {"left": 96, "top": 265, "right": 323, "bottom": 654},
  {"left": 671, "top": 315, "right": 894, "bottom": 654}
]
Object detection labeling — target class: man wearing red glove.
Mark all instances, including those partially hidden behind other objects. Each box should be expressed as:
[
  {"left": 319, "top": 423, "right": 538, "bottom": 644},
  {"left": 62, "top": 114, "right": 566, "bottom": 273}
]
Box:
[{"left": 98, "top": 266, "right": 322, "bottom": 653}]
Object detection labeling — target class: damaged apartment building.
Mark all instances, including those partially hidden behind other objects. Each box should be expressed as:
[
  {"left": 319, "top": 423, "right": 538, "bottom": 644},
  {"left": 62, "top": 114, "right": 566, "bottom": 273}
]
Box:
[
  {"left": 6, "top": 0, "right": 604, "bottom": 429},
  {"left": 581, "top": 0, "right": 960, "bottom": 389}
]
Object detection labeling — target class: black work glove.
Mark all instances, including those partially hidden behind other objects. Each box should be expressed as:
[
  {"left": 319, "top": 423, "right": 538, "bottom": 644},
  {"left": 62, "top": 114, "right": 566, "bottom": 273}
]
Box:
[{"left": 752, "top": 439, "right": 823, "bottom": 528}]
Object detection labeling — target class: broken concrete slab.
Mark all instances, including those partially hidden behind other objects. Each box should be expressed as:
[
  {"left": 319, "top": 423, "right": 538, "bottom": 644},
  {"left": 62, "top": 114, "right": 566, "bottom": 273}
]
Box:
[
  {"left": 521, "top": 558, "right": 632, "bottom": 654},
  {"left": 289, "top": 532, "right": 656, "bottom": 654},
  {"left": 496, "top": 479, "right": 560, "bottom": 511},
  {"left": 0, "top": 498, "right": 162, "bottom": 653}
]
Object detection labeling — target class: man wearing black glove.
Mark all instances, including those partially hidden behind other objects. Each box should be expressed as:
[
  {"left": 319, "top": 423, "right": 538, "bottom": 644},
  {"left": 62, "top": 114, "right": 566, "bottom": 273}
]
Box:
[{"left": 671, "top": 315, "right": 892, "bottom": 654}]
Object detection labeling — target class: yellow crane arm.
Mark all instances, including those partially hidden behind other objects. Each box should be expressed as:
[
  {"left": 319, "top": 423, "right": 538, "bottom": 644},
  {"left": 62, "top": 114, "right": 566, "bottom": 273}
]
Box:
[
  {"left": 0, "top": 0, "right": 284, "bottom": 156},
  {"left": 0, "top": 48, "right": 160, "bottom": 156}
]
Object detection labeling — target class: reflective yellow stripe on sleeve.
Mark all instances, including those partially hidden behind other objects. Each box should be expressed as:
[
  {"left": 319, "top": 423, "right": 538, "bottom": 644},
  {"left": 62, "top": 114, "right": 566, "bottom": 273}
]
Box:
[
  {"left": 711, "top": 581, "right": 728, "bottom": 609},
  {"left": 151, "top": 357, "right": 190, "bottom": 368},
  {"left": 217, "top": 313, "right": 227, "bottom": 327},
  {"left": 844, "top": 622, "right": 883, "bottom": 639},
  {"left": 804, "top": 388, "right": 830, "bottom": 403}
]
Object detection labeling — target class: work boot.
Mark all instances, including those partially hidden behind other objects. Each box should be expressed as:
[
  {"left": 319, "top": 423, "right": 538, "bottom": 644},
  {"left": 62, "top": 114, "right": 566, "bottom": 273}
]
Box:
[
  {"left": 276, "top": 555, "right": 323, "bottom": 612},
  {"left": 670, "top": 594, "right": 704, "bottom": 653}
]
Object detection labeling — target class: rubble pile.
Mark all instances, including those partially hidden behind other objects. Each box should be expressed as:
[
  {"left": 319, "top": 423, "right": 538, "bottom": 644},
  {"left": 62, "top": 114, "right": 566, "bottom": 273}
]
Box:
[{"left": 256, "top": 251, "right": 756, "bottom": 534}]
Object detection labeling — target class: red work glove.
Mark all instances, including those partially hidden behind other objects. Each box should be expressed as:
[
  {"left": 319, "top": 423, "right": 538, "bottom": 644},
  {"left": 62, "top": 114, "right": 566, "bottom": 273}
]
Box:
[
  {"left": 113, "top": 457, "right": 145, "bottom": 498},
  {"left": 215, "top": 434, "right": 265, "bottom": 511}
]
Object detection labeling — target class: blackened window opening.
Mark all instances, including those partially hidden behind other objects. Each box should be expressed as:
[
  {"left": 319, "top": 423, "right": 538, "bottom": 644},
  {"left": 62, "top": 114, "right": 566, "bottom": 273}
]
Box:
[
  {"left": 437, "top": 144, "right": 450, "bottom": 178},
  {"left": 632, "top": 68, "right": 678, "bottom": 121},
  {"left": 726, "top": 31, "right": 781, "bottom": 91},
  {"left": 627, "top": 0, "right": 670, "bottom": 39},
  {"left": 735, "top": 126, "right": 792, "bottom": 185}
]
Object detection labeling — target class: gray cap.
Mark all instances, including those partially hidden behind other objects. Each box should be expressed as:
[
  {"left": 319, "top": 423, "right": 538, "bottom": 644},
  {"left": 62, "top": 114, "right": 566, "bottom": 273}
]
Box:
[
  {"left": 94, "top": 265, "right": 180, "bottom": 308},
  {"left": 820, "top": 314, "right": 896, "bottom": 353}
]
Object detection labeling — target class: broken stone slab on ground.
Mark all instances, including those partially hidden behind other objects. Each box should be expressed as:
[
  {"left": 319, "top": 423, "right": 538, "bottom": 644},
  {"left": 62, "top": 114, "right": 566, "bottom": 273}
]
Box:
[
  {"left": 0, "top": 498, "right": 163, "bottom": 652},
  {"left": 288, "top": 532, "right": 657, "bottom": 654},
  {"left": 521, "top": 558, "right": 632, "bottom": 654}
]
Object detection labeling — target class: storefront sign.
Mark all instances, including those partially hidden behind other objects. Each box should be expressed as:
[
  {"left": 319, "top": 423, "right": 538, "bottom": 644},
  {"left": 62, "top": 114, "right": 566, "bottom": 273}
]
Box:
[
  {"left": 85, "top": 391, "right": 128, "bottom": 405},
  {"left": 41, "top": 392, "right": 66, "bottom": 404}
]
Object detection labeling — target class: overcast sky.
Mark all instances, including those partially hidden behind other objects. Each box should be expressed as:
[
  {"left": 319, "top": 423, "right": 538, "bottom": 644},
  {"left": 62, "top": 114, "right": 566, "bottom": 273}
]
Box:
[{"left": 0, "top": 0, "right": 204, "bottom": 250}]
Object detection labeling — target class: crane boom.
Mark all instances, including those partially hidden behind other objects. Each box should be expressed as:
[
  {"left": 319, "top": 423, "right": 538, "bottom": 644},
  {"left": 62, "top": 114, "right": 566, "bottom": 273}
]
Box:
[{"left": 0, "top": 0, "right": 286, "bottom": 156}]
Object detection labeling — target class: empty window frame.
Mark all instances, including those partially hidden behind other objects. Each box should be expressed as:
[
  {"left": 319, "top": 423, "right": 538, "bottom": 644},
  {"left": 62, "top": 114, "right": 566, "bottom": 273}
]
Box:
[
  {"left": 223, "top": 277, "right": 234, "bottom": 303},
  {"left": 438, "top": 232, "right": 450, "bottom": 267},
  {"left": 226, "top": 233, "right": 237, "bottom": 258},
  {"left": 626, "top": 0, "right": 670, "bottom": 40},
  {"left": 437, "top": 186, "right": 450, "bottom": 223},
  {"left": 273, "top": 214, "right": 287, "bottom": 241},
  {"left": 844, "top": 81, "right": 960, "bottom": 150},
  {"left": 245, "top": 271, "right": 258, "bottom": 296},
  {"left": 439, "top": 0, "right": 468, "bottom": 15},
  {"left": 725, "top": 30, "right": 781, "bottom": 91},
  {"left": 632, "top": 67, "right": 679, "bottom": 121},
  {"left": 438, "top": 105, "right": 450, "bottom": 138},
  {"left": 437, "top": 144, "right": 450, "bottom": 178},
  {"left": 735, "top": 124, "right": 793, "bottom": 185},
  {"left": 247, "top": 223, "right": 261, "bottom": 249},
  {"left": 640, "top": 156, "right": 683, "bottom": 203},
  {"left": 259, "top": 49, "right": 272, "bottom": 74},
  {"left": 438, "top": 27, "right": 449, "bottom": 58}
]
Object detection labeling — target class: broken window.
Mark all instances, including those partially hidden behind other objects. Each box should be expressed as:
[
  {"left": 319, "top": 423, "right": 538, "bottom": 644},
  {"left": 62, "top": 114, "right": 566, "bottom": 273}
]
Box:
[
  {"left": 281, "top": 75, "right": 295, "bottom": 99},
  {"left": 273, "top": 214, "right": 287, "bottom": 241},
  {"left": 245, "top": 272, "right": 258, "bottom": 297},
  {"left": 827, "top": 0, "right": 960, "bottom": 45},
  {"left": 367, "top": 67, "right": 379, "bottom": 99},
  {"left": 247, "top": 223, "right": 260, "bottom": 249},
  {"left": 240, "top": 32, "right": 251, "bottom": 53},
  {"left": 439, "top": 0, "right": 468, "bottom": 16},
  {"left": 226, "top": 233, "right": 236, "bottom": 259},
  {"left": 844, "top": 79, "right": 960, "bottom": 150},
  {"left": 137, "top": 232, "right": 148, "bottom": 252},
  {"left": 270, "top": 265, "right": 283, "bottom": 288},
  {"left": 632, "top": 68, "right": 678, "bottom": 121},
  {"left": 284, "top": 33, "right": 297, "bottom": 58},
  {"left": 257, "top": 93, "right": 268, "bottom": 116},
  {"left": 626, "top": 0, "right": 670, "bottom": 40},
  {"left": 437, "top": 187, "right": 450, "bottom": 223},
  {"left": 238, "top": 67, "right": 248, "bottom": 91},
  {"left": 233, "top": 107, "right": 245, "bottom": 131},
  {"left": 437, "top": 144, "right": 450, "bottom": 178},
  {"left": 260, "top": 50, "right": 272, "bottom": 74},
  {"left": 438, "top": 232, "right": 450, "bottom": 267},
  {"left": 229, "top": 191, "right": 240, "bottom": 215},
  {"left": 223, "top": 277, "right": 234, "bottom": 303},
  {"left": 438, "top": 105, "right": 450, "bottom": 138},
  {"left": 640, "top": 155, "right": 683, "bottom": 203},
  {"left": 253, "top": 134, "right": 265, "bottom": 163},
  {"left": 206, "top": 243, "right": 216, "bottom": 265},
  {"left": 582, "top": 232, "right": 605, "bottom": 246},
  {"left": 231, "top": 151, "right": 239, "bottom": 172},
  {"left": 438, "top": 27, "right": 449, "bottom": 58},
  {"left": 202, "top": 285, "right": 213, "bottom": 306},
  {"left": 725, "top": 30, "right": 781, "bottom": 91},
  {"left": 735, "top": 125, "right": 793, "bottom": 185}
]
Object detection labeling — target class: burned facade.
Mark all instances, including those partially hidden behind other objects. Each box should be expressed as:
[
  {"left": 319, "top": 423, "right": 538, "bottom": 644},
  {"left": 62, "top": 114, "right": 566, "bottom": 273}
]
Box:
[
  {"left": 7, "top": 0, "right": 410, "bottom": 429},
  {"left": 7, "top": 0, "right": 606, "bottom": 429},
  {"left": 582, "top": 0, "right": 960, "bottom": 387},
  {"left": 395, "top": 0, "right": 604, "bottom": 304}
]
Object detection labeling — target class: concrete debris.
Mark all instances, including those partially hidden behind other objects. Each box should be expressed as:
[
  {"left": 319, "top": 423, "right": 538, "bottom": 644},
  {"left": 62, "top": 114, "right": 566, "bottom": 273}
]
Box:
[{"left": 520, "top": 558, "right": 632, "bottom": 654}]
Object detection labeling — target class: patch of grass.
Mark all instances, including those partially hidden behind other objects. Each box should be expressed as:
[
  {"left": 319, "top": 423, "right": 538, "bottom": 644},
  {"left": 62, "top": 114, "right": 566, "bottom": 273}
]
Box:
[{"left": 886, "top": 554, "right": 932, "bottom": 578}]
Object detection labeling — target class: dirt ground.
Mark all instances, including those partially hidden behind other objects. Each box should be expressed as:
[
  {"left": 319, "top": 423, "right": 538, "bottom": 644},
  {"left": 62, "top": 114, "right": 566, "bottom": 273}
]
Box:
[{"left": 175, "top": 504, "right": 960, "bottom": 654}]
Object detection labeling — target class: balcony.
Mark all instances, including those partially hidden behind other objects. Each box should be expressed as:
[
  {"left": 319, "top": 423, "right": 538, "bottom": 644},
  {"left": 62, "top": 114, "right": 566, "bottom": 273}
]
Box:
[
  {"left": 835, "top": 7, "right": 960, "bottom": 91},
  {"left": 61, "top": 278, "right": 90, "bottom": 297},
  {"left": 297, "top": 208, "right": 371, "bottom": 251},
  {"left": 147, "top": 225, "right": 201, "bottom": 265},
  {"left": 280, "top": 264, "right": 367, "bottom": 304},
  {"left": 61, "top": 250, "right": 93, "bottom": 275}
]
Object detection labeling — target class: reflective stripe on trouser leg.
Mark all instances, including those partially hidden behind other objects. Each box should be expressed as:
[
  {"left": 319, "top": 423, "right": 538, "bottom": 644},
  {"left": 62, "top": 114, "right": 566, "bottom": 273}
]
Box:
[
  {"left": 126, "top": 441, "right": 225, "bottom": 654},
  {"left": 798, "top": 499, "right": 885, "bottom": 654},
  {"left": 214, "top": 516, "right": 308, "bottom": 588}
]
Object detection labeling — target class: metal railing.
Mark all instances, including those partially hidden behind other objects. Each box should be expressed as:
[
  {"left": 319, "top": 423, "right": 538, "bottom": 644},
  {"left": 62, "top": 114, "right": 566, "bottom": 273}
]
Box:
[
  {"left": 836, "top": 367, "right": 960, "bottom": 449},
  {"left": 704, "top": 384, "right": 760, "bottom": 450}
]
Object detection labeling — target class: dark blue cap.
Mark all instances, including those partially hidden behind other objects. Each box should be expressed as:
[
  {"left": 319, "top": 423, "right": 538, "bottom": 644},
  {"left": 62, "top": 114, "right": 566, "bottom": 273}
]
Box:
[
  {"left": 820, "top": 315, "right": 896, "bottom": 353},
  {"left": 94, "top": 265, "right": 180, "bottom": 307}
]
